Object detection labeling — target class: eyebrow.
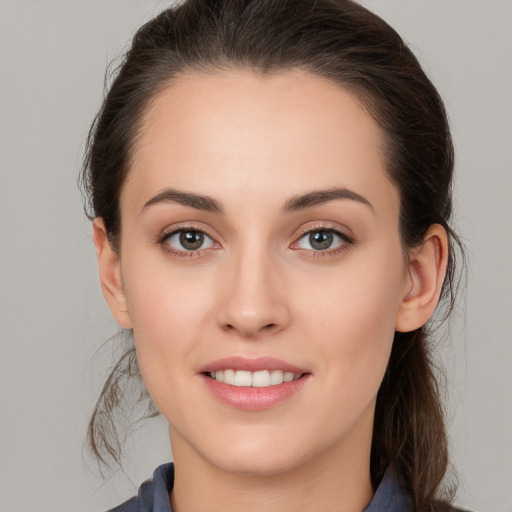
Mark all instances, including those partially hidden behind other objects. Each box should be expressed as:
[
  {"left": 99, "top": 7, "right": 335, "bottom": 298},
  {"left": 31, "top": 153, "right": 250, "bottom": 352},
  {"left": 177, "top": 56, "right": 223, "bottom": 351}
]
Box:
[
  {"left": 281, "top": 187, "right": 374, "bottom": 214},
  {"left": 142, "top": 186, "right": 373, "bottom": 215},
  {"left": 142, "top": 188, "right": 224, "bottom": 214}
]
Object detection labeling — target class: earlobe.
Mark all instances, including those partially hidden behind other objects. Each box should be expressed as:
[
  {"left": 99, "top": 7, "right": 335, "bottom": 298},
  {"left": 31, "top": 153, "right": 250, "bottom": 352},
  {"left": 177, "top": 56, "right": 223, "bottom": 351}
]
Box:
[
  {"left": 395, "top": 224, "right": 449, "bottom": 333},
  {"left": 92, "top": 219, "right": 133, "bottom": 329}
]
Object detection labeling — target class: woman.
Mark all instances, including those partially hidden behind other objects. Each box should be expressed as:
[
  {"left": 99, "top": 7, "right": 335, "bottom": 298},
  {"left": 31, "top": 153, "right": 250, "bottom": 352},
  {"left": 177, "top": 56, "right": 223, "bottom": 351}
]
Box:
[{"left": 81, "top": 0, "right": 464, "bottom": 510}]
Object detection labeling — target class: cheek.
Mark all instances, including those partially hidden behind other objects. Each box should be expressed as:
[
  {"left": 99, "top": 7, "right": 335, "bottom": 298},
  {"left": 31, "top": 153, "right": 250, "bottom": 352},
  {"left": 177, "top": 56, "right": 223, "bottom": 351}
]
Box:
[
  {"left": 296, "top": 247, "right": 405, "bottom": 388},
  {"left": 122, "top": 248, "right": 215, "bottom": 332},
  {"left": 308, "top": 288, "right": 396, "bottom": 400},
  {"left": 300, "top": 247, "right": 405, "bottom": 336},
  {"left": 119, "top": 257, "right": 215, "bottom": 393}
]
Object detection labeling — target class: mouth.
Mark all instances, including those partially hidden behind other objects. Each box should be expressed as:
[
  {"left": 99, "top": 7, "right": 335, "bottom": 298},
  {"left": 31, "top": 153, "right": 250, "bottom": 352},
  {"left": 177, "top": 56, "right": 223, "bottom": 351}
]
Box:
[
  {"left": 204, "top": 369, "right": 304, "bottom": 387},
  {"left": 199, "top": 357, "right": 310, "bottom": 410}
]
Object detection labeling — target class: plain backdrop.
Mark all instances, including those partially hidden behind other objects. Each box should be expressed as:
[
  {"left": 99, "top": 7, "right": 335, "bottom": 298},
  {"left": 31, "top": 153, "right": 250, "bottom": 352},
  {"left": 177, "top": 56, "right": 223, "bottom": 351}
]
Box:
[{"left": 0, "top": 1, "right": 511, "bottom": 511}]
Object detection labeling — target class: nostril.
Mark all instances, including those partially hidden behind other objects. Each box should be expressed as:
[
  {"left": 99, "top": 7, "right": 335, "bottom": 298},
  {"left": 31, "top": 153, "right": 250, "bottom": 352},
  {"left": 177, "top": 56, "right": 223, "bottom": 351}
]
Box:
[{"left": 222, "top": 322, "right": 278, "bottom": 336}]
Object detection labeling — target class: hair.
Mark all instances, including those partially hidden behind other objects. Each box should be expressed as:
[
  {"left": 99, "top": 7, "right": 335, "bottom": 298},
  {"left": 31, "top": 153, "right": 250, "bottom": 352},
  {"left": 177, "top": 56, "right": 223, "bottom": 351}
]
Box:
[{"left": 81, "top": 0, "right": 464, "bottom": 509}]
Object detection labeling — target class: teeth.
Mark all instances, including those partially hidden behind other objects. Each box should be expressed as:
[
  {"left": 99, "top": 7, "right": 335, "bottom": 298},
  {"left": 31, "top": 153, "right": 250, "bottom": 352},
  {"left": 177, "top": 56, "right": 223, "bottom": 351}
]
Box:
[
  {"left": 223, "top": 369, "right": 235, "bottom": 385},
  {"left": 270, "top": 370, "right": 284, "bottom": 385},
  {"left": 252, "top": 370, "right": 271, "bottom": 387},
  {"left": 209, "top": 369, "right": 302, "bottom": 387},
  {"left": 234, "top": 370, "right": 252, "bottom": 387}
]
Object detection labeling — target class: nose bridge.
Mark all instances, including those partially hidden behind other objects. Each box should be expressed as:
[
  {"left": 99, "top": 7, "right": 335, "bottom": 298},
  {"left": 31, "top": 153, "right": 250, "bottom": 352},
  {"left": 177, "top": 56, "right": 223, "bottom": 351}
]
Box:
[{"left": 217, "top": 235, "right": 289, "bottom": 337}]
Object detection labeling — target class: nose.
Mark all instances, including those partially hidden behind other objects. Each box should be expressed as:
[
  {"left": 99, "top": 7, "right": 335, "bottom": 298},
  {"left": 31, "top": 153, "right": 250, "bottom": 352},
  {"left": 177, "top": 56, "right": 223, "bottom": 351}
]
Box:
[{"left": 216, "top": 245, "right": 291, "bottom": 339}]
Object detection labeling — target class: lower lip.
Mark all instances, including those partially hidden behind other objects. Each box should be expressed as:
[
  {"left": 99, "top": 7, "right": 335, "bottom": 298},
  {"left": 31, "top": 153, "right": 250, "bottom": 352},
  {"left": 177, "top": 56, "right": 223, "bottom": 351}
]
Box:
[{"left": 201, "top": 374, "right": 310, "bottom": 411}]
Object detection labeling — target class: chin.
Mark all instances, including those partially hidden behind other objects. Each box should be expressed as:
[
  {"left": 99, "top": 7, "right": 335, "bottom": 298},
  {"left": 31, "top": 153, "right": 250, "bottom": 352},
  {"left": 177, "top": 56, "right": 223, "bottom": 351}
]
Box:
[
  {"left": 210, "top": 449, "right": 306, "bottom": 478},
  {"left": 196, "top": 428, "right": 320, "bottom": 478}
]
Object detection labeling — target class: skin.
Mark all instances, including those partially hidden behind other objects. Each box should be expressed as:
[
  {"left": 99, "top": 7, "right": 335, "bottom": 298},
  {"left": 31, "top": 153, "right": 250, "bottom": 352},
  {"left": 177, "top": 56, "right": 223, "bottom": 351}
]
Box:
[{"left": 94, "top": 70, "right": 448, "bottom": 512}]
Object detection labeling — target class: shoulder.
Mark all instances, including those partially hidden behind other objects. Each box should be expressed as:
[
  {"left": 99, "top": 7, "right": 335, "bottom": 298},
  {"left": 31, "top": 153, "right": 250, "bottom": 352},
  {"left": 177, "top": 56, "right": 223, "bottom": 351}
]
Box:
[
  {"left": 105, "top": 463, "right": 175, "bottom": 512},
  {"left": 107, "top": 496, "right": 138, "bottom": 512},
  {"left": 366, "top": 470, "right": 476, "bottom": 512},
  {"left": 364, "top": 469, "right": 412, "bottom": 512}
]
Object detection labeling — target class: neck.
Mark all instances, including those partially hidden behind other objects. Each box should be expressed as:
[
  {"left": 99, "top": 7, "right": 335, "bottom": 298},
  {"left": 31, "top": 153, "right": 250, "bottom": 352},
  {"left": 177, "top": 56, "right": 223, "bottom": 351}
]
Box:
[{"left": 168, "top": 424, "right": 374, "bottom": 512}]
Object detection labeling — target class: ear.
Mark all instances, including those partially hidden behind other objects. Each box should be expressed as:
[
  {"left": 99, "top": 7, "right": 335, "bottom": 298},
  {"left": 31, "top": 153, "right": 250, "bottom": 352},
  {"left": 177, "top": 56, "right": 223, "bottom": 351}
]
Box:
[
  {"left": 92, "top": 218, "right": 133, "bottom": 329},
  {"left": 395, "top": 224, "right": 449, "bottom": 333}
]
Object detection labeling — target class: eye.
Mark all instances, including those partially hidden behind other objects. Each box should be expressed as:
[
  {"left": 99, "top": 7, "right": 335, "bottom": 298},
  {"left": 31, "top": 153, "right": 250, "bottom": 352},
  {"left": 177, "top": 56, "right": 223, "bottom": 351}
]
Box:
[
  {"left": 163, "top": 229, "right": 216, "bottom": 253},
  {"left": 294, "top": 229, "right": 352, "bottom": 252}
]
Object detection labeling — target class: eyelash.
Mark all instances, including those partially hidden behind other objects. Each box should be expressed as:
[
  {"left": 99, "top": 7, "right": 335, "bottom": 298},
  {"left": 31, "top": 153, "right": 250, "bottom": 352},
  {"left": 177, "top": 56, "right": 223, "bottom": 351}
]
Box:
[
  {"left": 158, "top": 225, "right": 355, "bottom": 259},
  {"left": 158, "top": 225, "right": 218, "bottom": 259},
  {"left": 291, "top": 225, "right": 355, "bottom": 258}
]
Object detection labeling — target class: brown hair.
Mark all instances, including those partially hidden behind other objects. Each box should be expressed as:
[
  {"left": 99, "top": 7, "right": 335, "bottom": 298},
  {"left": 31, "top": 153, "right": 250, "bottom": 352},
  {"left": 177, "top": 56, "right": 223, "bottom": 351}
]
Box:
[{"left": 81, "top": 0, "right": 464, "bottom": 509}]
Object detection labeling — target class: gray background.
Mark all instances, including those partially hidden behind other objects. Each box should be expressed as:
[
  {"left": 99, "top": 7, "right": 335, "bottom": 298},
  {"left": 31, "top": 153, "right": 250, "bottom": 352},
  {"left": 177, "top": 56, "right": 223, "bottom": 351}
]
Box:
[{"left": 0, "top": 1, "right": 511, "bottom": 511}]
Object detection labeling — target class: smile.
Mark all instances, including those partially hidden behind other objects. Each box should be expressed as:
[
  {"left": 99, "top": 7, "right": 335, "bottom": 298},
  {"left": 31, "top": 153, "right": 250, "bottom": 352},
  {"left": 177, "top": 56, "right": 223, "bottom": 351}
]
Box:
[
  {"left": 208, "top": 369, "right": 303, "bottom": 387},
  {"left": 200, "top": 357, "right": 311, "bottom": 410}
]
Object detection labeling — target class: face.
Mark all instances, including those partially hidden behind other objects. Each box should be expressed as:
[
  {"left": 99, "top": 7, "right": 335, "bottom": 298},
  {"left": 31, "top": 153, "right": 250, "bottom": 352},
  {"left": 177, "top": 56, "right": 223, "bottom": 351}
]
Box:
[{"left": 109, "top": 70, "right": 415, "bottom": 476}]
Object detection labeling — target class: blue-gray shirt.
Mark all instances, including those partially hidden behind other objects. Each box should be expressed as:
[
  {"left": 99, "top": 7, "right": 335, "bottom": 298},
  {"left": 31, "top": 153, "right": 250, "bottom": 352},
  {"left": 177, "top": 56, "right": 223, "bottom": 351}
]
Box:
[{"left": 107, "top": 463, "right": 412, "bottom": 512}]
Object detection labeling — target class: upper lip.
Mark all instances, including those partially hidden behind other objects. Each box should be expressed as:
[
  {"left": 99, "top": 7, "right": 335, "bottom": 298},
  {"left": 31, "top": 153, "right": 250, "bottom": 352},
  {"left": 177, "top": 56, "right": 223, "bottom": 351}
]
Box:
[{"left": 199, "top": 356, "right": 309, "bottom": 374}]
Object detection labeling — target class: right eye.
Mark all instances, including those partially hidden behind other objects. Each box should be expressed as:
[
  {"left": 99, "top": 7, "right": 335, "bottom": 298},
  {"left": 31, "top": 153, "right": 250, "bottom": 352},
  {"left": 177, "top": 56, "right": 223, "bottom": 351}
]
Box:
[{"left": 162, "top": 229, "right": 216, "bottom": 254}]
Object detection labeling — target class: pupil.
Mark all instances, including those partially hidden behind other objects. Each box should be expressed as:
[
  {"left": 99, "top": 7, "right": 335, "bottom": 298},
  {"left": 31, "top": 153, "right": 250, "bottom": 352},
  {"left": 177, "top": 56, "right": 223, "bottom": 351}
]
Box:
[
  {"left": 180, "top": 231, "right": 204, "bottom": 250},
  {"left": 310, "top": 231, "right": 333, "bottom": 250}
]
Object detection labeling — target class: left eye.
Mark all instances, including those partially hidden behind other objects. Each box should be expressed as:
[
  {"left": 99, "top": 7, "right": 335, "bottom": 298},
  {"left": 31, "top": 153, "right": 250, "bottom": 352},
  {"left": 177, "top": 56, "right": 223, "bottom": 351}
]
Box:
[
  {"left": 295, "top": 229, "right": 347, "bottom": 251},
  {"left": 164, "top": 229, "right": 215, "bottom": 252}
]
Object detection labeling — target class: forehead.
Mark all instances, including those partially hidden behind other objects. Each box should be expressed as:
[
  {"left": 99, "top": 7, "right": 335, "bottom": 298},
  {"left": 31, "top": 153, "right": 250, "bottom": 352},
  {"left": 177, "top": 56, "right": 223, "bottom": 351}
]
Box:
[{"left": 124, "top": 69, "right": 398, "bottom": 217}]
